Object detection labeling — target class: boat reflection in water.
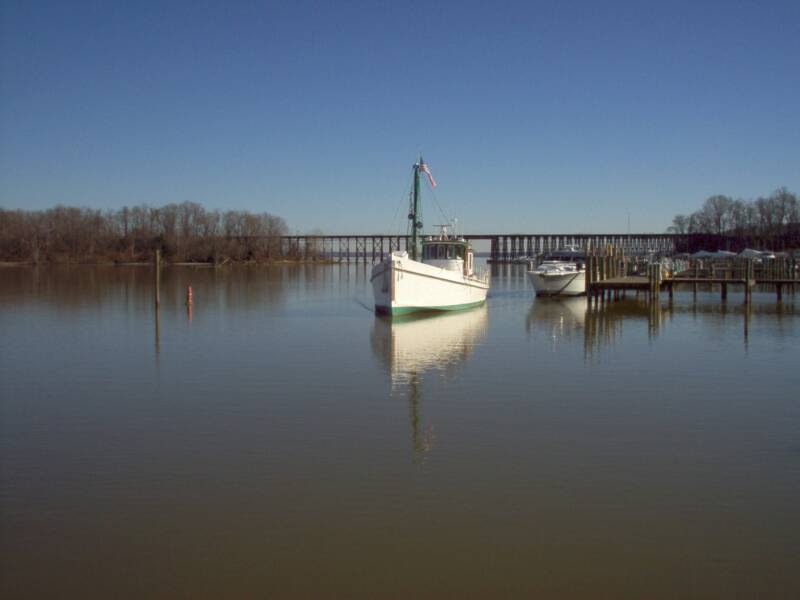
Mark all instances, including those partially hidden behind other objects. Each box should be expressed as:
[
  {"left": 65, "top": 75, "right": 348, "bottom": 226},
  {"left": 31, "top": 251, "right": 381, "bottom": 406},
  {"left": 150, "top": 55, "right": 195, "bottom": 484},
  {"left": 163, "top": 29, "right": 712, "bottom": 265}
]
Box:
[
  {"left": 524, "top": 296, "right": 586, "bottom": 347},
  {"left": 370, "top": 306, "right": 488, "bottom": 457}
]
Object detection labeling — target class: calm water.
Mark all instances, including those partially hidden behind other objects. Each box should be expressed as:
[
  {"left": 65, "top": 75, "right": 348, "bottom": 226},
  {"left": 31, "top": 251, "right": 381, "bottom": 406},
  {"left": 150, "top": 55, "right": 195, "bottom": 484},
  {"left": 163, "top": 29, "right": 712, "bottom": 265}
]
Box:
[{"left": 1, "top": 264, "right": 799, "bottom": 598}]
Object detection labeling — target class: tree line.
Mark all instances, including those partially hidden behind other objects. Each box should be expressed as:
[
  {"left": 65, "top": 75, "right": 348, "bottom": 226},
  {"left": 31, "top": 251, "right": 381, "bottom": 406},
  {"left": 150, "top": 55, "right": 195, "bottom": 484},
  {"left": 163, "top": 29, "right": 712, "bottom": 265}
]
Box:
[
  {"left": 0, "top": 202, "right": 289, "bottom": 263},
  {"left": 667, "top": 187, "right": 799, "bottom": 238}
]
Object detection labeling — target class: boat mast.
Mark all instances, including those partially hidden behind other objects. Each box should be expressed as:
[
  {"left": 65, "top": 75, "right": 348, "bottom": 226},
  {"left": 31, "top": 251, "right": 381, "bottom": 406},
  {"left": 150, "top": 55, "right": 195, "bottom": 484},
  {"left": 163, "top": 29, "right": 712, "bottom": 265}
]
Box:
[{"left": 409, "top": 157, "right": 422, "bottom": 260}]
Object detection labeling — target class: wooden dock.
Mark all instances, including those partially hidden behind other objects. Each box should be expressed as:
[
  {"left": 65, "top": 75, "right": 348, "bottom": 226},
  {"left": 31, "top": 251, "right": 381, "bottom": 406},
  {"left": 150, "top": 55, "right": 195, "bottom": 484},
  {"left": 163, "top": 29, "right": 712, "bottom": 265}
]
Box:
[
  {"left": 591, "top": 276, "right": 648, "bottom": 290},
  {"left": 586, "top": 249, "right": 797, "bottom": 304}
]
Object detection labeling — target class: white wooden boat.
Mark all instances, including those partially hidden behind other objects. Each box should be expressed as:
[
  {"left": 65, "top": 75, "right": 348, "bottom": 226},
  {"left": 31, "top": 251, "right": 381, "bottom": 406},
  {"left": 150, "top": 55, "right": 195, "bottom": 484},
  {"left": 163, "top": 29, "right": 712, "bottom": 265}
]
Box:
[{"left": 371, "top": 158, "right": 489, "bottom": 315}]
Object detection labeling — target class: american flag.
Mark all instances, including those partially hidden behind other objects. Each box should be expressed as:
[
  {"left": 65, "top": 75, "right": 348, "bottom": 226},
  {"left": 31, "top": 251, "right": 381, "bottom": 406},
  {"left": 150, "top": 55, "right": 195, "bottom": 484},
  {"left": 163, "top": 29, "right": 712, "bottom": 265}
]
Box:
[{"left": 419, "top": 161, "right": 437, "bottom": 188}]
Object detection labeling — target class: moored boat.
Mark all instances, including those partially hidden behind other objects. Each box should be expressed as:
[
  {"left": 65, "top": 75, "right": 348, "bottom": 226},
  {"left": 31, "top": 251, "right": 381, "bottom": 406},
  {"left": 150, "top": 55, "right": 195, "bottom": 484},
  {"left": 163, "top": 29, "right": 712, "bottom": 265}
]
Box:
[
  {"left": 371, "top": 158, "right": 489, "bottom": 315},
  {"left": 527, "top": 245, "right": 586, "bottom": 296}
]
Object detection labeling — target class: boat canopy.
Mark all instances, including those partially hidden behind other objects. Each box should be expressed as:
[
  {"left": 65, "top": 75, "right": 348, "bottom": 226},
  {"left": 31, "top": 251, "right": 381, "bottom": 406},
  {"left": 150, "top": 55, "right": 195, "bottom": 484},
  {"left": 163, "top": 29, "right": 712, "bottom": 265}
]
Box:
[
  {"left": 544, "top": 248, "right": 585, "bottom": 262},
  {"left": 738, "top": 248, "right": 763, "bottom": 258},
  {"left": 692, "top": 249, "right": 739, "bottom": 259}
]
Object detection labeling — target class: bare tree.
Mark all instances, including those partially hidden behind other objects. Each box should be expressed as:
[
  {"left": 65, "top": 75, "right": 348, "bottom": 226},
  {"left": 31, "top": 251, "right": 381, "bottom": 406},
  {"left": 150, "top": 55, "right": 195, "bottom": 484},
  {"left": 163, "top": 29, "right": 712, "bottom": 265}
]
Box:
[
  {"left": 666, "top": 214, "right": 690, "bottom": 234},
  {"left": 0, "top": 203, "right": 290, "bottom": 263},
  {"left": 667, "top": 188, "right": 799, "bottom": 249}
]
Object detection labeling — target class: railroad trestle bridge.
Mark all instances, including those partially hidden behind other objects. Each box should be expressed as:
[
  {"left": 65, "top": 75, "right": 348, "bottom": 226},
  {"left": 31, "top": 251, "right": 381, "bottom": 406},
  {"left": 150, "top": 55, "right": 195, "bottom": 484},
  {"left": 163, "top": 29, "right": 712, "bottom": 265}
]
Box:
[{"left": 278, "top": 234, "right": 685, "bottom": 263}]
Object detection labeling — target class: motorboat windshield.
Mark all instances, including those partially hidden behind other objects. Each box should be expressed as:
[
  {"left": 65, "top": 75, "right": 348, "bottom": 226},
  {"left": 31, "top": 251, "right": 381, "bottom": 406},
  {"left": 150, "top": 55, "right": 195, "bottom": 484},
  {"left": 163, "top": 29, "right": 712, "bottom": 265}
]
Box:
[{"left": 542, "top": 247, "right": 585, "bottom": 263}]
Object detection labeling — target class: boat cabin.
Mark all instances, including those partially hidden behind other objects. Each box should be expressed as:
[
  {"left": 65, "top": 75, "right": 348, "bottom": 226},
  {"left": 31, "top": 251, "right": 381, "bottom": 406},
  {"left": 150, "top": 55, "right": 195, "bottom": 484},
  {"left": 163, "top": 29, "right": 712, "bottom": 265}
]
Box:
[{"left": 422, "top": 237, "right": 476, "bottom": 276}]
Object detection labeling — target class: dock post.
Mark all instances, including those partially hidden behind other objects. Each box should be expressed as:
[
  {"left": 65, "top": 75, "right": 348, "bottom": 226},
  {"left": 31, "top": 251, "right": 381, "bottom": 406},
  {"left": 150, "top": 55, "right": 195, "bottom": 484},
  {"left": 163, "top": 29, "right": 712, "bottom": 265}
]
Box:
[
  {"left": 650, "top": 264, "right": 658, "bottom": 300},
  {"left": 154, "top": 249, "right": 161, "bottom": 307},
  {"left": 658, "top": 262, "right": 663, "bottom": 297},
  {"left": 746, "top": 258, "right": 754, "bottom": 305},
  {"left": 599, "top": 254, "right": 606, "bottom": 283},
  {"left": 154, "top": 300, "right": 160, "bottom": 355},
  {"left": 648, "top": 262, "right": 661, "bottom": 301},
  {"left": 650, "top": 263, "right": 658, "bottom": 300},
  {"left": 585, "top": 255, "right": 593, "bottom": 301}
]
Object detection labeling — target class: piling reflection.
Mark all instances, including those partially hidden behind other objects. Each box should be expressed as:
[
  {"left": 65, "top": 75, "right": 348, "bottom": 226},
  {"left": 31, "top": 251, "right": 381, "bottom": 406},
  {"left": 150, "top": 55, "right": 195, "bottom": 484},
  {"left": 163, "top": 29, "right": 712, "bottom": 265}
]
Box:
[
  {"left": 673, "top": 299, "right": 796, "bottom": 345},
  {"left": 370, "top": 307, "right": 489, "bottom": 457},
  {"left": 527, "top": 294, "right": 796, "bottom": 357},
  {"left": 526, "top": 297, "right": 668, "bottom": 356},
  {"left": 154, "top": 304, "right": 160, "bottom": 356},
  {"left": 583, "top": 298, "right": 671, "bottom": 355}
]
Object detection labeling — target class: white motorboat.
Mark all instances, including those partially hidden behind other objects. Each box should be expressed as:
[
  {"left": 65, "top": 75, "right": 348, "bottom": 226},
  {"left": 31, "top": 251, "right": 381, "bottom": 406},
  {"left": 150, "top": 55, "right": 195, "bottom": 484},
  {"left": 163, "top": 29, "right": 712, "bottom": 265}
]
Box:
[
  {"left": 527, "top": 246, "right": 586, "bottom": 296},
  {"left": 371, "top": 158, "right": 489, "bottom": 315}
]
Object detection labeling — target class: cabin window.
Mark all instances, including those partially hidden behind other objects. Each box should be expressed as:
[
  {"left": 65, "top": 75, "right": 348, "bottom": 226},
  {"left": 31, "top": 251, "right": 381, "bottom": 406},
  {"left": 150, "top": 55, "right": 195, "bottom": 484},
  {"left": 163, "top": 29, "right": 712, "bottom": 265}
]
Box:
[
  {"left": 447, "top": 246, "right": 456, "bottom": 259},
  {"left": 456, "top": 246, "right": 465, "bottom": 259},
  {"left": 437, "top": 245, "right": 446, "bottom": 259}
]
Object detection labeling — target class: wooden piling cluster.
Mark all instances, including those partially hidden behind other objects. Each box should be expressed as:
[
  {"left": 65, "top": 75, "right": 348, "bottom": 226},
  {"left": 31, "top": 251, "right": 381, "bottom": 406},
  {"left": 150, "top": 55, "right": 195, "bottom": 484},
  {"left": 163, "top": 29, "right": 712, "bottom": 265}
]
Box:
[
  {"left": 647, "top": 263, "right": 662, "bottom": 298},
  {"left": 585, "top": 245, "right": 643, "bottom": 304}
]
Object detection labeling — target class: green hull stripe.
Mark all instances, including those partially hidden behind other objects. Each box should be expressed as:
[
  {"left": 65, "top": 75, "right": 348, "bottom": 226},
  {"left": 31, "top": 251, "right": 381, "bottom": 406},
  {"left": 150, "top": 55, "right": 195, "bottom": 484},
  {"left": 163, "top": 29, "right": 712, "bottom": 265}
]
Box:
[{"left": 375, "top": 299, "right": 486, "bottom": 316}]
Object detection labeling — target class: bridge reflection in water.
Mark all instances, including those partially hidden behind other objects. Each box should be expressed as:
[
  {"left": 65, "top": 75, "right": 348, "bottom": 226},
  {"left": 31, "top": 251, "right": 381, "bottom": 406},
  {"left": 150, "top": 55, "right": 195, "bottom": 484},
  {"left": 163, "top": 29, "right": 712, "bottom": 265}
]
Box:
[{"left": 370, "top": 307, "right": 488, "bottom": 458}]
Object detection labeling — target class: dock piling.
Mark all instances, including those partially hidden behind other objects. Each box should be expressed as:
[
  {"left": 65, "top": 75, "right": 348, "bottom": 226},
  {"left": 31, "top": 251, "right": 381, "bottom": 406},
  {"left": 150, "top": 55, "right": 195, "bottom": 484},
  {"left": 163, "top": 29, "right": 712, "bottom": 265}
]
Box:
[{"left": 154, "top": 249, "right": 161, "bottom": 307}]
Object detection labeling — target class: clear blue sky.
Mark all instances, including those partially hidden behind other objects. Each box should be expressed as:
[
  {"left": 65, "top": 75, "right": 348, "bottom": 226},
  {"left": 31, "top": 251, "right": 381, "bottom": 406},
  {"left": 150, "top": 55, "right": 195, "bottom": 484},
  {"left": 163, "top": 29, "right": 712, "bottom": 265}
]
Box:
[{"left": 1, "top": 0, "right": 798, "bottom": 234}]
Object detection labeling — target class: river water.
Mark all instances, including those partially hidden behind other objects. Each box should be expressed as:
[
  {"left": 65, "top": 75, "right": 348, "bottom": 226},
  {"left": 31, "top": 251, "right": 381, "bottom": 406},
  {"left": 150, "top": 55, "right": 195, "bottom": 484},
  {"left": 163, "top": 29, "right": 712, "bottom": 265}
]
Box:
[{"left": 1, "top": 264, "right": 799, "bottom": 598}]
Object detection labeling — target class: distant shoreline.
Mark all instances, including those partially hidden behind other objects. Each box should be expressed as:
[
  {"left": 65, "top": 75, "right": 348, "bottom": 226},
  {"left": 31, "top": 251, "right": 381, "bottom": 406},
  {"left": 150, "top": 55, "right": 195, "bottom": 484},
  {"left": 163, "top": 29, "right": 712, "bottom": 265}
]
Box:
[{"left": 0, "top": 258, "right": 338, "bottom": 267}]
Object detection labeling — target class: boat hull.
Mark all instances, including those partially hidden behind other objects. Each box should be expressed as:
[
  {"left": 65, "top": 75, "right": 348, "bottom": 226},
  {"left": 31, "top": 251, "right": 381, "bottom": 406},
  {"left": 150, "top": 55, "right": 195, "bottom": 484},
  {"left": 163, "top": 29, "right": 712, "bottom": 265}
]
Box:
[
  {"left": 371, "top": 255, "right": 489, "bottom": 315},
  {"left": 527, "top": 270, "right": 586, "bottom": 296}
]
